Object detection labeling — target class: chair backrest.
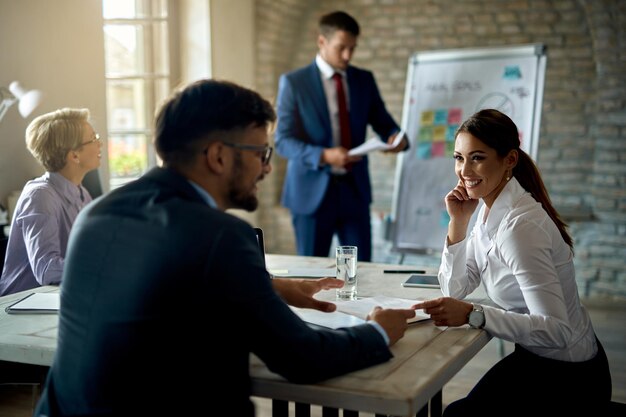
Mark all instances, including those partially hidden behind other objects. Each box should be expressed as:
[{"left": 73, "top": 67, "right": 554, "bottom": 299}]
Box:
[{"left": 0, "top": 236, "right": 8, "bottom": 274}]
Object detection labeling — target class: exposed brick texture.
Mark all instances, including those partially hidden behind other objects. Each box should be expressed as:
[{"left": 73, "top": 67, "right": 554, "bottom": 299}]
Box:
[{"left": 253, "top": 0, "right": 626, "bottom": 295}]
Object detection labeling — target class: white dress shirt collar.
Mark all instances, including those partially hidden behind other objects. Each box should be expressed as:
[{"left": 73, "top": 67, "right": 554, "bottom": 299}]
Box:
[
  {"left": 315, "top": 54, "right": 346, "bottom": 79},
  {"left": 481, "top": 177, "right": 527, "bottom": 240}
]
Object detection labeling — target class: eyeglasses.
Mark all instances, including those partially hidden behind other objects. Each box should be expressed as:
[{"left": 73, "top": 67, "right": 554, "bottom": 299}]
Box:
[
  {"left": 221, "top": 141, "right": 273, "bottom": 165},
  {"left": 77, "top": 133, "right": 102, "bottom": 148}
]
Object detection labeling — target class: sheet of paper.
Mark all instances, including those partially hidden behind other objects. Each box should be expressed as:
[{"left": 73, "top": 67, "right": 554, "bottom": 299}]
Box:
[
  {"left": 269, "top": 268, "right": 336, "bottom": 278},
  {"left": 290, "top": 296, "right": 430, "bottom": 329},
  {"left": 289, "top": 306, "right": 366, "bottom": 329},
  {"left": 348, "top": 130, "right": 405, "bottom": 157},
  {"left": 335, "top": 295, "right": 430, "bottom": 323}
]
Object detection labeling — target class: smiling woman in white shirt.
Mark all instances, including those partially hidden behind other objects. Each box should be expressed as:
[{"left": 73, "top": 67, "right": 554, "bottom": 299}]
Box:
[
  {"left": 0, "top": 108, "right": 102, "bottom": 296},
  {"left": 413, "top": 109, "right": 611, "bottom": 416}
]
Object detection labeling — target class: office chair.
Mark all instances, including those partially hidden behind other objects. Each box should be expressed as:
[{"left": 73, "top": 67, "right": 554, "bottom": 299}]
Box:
[{"left": 0, "top": 235, "right": 7, "bottom": 273}]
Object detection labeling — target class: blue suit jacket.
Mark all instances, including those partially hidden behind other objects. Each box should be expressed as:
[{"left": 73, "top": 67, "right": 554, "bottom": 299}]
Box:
[
  {"left": 34, "top": 167, "right": 392, "bottom": 417},
  {"left": 276, "top": 61, "right": 400, "bottom": 215}
]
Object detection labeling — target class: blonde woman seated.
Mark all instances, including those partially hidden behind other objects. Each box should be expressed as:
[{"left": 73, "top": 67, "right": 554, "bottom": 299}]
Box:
[{"left": 0, "top": 108, "right": 101, "bottom": 296}]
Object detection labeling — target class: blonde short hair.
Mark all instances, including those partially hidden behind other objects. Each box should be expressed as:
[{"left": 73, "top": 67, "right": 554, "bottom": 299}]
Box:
[{"left": 26, "top": 108, "right": 90, "bottom": 172}]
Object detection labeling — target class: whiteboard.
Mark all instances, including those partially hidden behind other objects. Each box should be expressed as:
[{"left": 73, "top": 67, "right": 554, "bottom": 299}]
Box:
[{"left": 390, "top": 44, "right": 547, "bottom": 253}]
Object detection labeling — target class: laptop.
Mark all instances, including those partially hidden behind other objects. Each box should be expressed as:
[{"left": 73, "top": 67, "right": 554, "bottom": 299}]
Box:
[{"left": 255, "top": 228, "right": 333, "bottom": 279}]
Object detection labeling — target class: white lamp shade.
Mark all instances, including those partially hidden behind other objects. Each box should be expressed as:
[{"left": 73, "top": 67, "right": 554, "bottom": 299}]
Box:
[{"left": 8, "top": 81, "right": 44, "bottom": 118}]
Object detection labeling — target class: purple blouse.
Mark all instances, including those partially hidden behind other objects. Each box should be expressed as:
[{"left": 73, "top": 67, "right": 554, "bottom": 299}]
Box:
[{"left": 0, "top": 172, "right": 92, "bottom": 295}]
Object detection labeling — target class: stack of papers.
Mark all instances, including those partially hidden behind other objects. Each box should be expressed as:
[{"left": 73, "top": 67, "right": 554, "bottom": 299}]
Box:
[{"left": 290, "top": 295, "right": 430, "bottom": 329}]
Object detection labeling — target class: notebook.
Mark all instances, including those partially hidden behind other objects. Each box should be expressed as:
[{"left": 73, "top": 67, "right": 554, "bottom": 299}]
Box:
[{"left": 5, "top": 292, "right": 60, "bottom": 314}]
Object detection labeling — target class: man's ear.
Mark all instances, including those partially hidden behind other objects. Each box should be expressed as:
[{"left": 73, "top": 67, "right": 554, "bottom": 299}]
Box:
[
  {"left": 317, "top": 34, "right": 326, "bottom": 50},
  {"left": 204, "top": 142, "right": 226, "bottom": 174}
]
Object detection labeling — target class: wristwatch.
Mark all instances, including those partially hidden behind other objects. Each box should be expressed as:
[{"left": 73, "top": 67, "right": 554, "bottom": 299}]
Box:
[{"left": 468, "top": 303, "right": 485, "bottom": 329}]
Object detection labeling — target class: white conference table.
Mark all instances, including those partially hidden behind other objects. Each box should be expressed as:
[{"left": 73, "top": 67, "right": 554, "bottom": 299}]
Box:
[
  {"left": 0, "top": 285, "right": 59, "bottom": 366},
  {"left": 254, "top": 254, "right": 491, "bottom": 417},
  {"left": 0, "top": 254, "right": 491, "bottom": 417}
]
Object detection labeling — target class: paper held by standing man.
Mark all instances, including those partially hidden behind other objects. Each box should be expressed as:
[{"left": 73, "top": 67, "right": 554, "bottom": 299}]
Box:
[{"left": 348, "top": 130, "right": 405, "bottom": 157}]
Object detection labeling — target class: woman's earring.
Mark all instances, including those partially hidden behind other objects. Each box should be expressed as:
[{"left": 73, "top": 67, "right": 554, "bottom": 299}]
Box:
[{"left": 505, "top": 171, "right": 511, "bottom": 181}]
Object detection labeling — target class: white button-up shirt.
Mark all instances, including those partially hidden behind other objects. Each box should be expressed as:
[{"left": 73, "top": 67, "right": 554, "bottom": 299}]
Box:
[{"left": 439, "top": 178, "right": 597, "bottom": 362}]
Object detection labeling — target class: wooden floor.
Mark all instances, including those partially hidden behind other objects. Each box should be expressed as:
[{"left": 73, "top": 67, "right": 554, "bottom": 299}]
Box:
[{"left": 1, "top": 294, "right": 624, "bottom": 417}]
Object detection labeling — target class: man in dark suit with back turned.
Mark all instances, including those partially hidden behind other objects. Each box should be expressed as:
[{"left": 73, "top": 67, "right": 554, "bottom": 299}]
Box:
[
  {"left": 34, "top": 79, "right": 415, "bottom": 417},
  {"left": 276, "top": 10, "right": 408, "bottom": 261}
]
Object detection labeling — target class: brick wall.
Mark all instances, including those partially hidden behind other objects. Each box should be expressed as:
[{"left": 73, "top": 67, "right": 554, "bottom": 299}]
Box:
[{"left": 254, "top": 0, "right": 626, "bottom": 295}]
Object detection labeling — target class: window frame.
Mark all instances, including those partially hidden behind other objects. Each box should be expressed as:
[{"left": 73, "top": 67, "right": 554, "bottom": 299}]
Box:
[{"left": 102, "top": 0, "right": 176, "bottom": 189}]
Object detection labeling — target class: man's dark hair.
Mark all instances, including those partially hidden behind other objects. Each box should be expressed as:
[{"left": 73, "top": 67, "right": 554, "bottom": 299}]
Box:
[
  {"left": 154, "top": 79, "right": 276, "bottom": 166},
  {"left": 319, "top": 11, "right": 360, "bottom": 38}
]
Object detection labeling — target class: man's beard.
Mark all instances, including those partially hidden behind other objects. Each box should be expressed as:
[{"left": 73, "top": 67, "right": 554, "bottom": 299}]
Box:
[{"left": 227, "top": 152, "right": 260, "bottom": 211}]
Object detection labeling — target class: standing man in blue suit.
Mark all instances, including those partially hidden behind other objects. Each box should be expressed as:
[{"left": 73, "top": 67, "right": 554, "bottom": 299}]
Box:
[{"left": 276, "top": 10, "right": 408, "bottom": 262}]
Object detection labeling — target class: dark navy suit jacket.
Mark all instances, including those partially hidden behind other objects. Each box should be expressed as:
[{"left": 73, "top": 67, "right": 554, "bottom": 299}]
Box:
[
  {"left": 35, "top": 167, "right": 392, "bottom": 417},
  {"left": 276, "top": 61, "right": 400, "bottom": 215}
]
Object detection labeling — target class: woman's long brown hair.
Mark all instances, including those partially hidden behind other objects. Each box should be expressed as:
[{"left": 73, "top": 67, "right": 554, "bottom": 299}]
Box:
[{"left": 456, "top": 109, "right": 573, "bottom": 249}]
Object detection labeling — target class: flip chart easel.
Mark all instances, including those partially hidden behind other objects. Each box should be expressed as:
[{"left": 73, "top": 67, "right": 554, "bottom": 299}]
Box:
[{"left": 390, "top": 44, "right": 547, "bottom": 256}]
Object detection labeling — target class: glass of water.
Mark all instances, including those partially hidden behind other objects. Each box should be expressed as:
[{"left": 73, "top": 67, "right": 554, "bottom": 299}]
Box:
[{"left": 336, "top": 246, "right": 357, "bottom": 300}]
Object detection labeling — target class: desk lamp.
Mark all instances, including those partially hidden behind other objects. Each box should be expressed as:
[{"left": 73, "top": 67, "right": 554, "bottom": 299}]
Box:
[{"left": 0, "top": 81, "right": 44, "bottom": 122}]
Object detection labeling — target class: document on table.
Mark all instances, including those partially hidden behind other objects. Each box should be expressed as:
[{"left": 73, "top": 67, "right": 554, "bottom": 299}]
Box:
[
  {"left": 335, "top": 295, "right": 430, "bottom": 324},
  {"left": 290, "top": 295, "right": 430, "bottom": 329},
  {"left": 5, "top": 292, "right": 60, "bottom": 314},
  {"left": 289, "top": 306, "right": 366, "bottom": 329},
  {"left": 348, "top": 130, "right": 405, "bottom": 157},
  {"left": 269, "top": 268, "right": 336, "bottom": 278}
]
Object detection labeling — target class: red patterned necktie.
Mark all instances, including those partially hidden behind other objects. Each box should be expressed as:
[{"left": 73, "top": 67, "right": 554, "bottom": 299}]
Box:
[{"left": 332, "top": 72, "right": 351, "bottom": 150}]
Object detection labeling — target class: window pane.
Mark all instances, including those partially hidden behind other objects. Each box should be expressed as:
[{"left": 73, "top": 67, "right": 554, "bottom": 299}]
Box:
[
  {"left": 104, "top": 24, "right": 142, "bottom": 76},
  {"left": 108, "top": 133, "right": 149, "bottom": 185},
  {"left": 103, "top": 0, "right": 136, "bottom": 19},
  {"left": 104, "top": 23, "right": 169, "bottom": 76},
  {"left": 105, "top": 80, "right": 150, "bottom": 130},
  {"left": 103, "top": 0, "right": 168, "bottom": 19}
]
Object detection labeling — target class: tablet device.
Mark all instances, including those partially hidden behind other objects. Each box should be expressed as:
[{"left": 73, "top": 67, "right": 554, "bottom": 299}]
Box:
[{"left": 401, "top": 274, "right": 440, "bottom": 289}]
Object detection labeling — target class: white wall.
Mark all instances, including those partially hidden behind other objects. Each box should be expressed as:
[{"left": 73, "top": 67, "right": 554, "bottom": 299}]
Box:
[
  {"left": 177, "top": 0, "right": 258, "bottom": 224},
  {"left": 0, "top": 0, "right": 108, "bottom": 209},
  {"left": 209, "top": 0, "right": 255, "bottom": 89},
  {"left": 209, "top": 0, "right": 257, "bottom": 224}
]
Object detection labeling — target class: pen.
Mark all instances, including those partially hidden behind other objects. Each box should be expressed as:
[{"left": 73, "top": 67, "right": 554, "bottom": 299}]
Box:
[{"left": 383, "top": 269, "right": 426, "bottom": 274}]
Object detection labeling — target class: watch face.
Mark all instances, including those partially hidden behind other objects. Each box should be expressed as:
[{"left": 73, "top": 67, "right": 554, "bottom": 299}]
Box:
[{"left": 469, "top": 310, "right": 485, "bottom": 328}]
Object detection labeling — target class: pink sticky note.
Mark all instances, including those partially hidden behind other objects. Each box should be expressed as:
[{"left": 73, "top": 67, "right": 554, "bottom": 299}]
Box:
[{"left": 448, "top": 108, "right": 462, "bottom": 124}]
